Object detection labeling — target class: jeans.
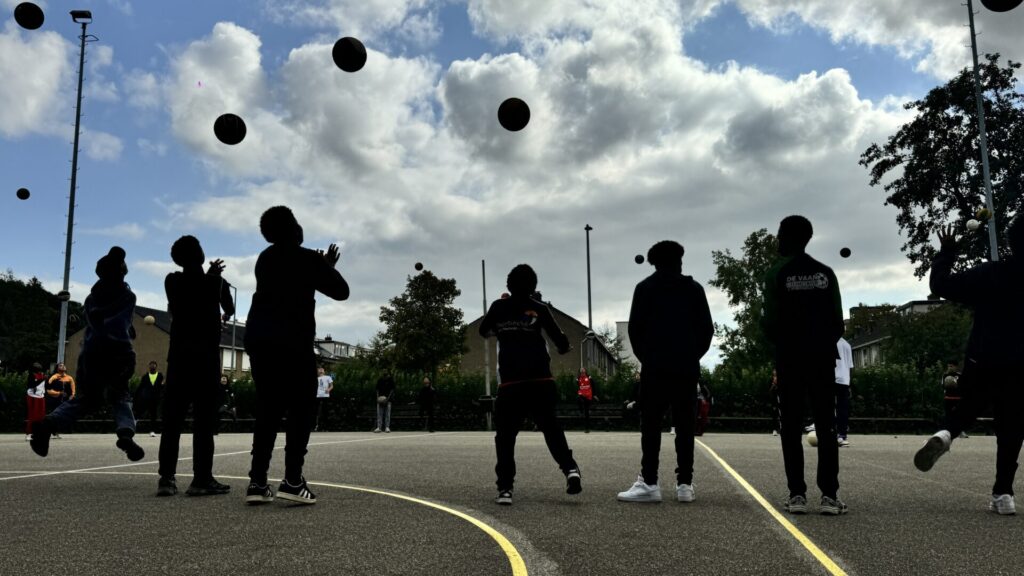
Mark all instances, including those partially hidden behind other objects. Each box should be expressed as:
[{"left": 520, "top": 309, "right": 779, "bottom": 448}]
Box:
[
  {"left": 376, "top": 402, "right": 392, "bottom": 430},
  {"left": 639, "top": 371, "right": 696, "bottom": 485},
  {"left": 46, "top": 349, "right": 137, "bottom": 437},
  {"left": 835, "top": 384, "right": 851, "bottom": 439},
  {"left": 247, "top": 348, "right": 318, "bottom": 486},
  {"left": 494, "top": 380, "right": 577, "bottom": 491},
  {"left": 777, "top": 361, "right": 840, "bottom": 499},
  {"left": 159, "top": 356, "right": 220, "bottom": 482}
]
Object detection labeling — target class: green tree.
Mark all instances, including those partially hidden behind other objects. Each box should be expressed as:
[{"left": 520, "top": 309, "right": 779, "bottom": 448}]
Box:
[
  {"left": 0, "top": 271, "right": 84, "bottom": 371},
  {"left": 376, "top": 270, "right": 468, "bottom": 377},
  {"left": 860, "top": 54, "right": 1024, "bottom": 278},
  {"left": 708, "top": 228, "right": 779, "bottom": 371},
  {"left": 884, "top": 303, "right": 972, "bottom": 376}
]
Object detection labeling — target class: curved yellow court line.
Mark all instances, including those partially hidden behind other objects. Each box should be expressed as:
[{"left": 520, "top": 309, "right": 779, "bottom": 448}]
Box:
[
  {"left": 696, "top": 440, "right": 847, "bottom": 576},
  {"left": 69, "top": 471, "right": 529, "bottom": 576}
]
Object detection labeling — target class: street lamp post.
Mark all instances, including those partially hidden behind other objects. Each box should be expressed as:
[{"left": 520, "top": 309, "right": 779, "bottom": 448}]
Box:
[
  {"left": 579, "top": 330, "right": 595, "bottom": 372},
  {"left": 57, "top": 10, "right": 96, "bottom": 365},
  {"left": 965, "top": 0, "right": 1002, "bottom": 261},
  {"left": 584, "top": 224, "right": 593, "bottom": 329}
]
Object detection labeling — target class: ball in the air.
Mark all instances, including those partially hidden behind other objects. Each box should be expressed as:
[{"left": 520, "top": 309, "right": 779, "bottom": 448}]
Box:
[
  {"left": 414, "top": 262, "right": 423, "bottom": 271},
  {"left": 634, "top": 254, "right": 645, "bottom": 264},
  {"left": 332, "top": 37, "right": 367, "bottom": 72},
  {"left": 967, "top": 219, "right": 981, "bottom": 231},
  {"left": 214, "top": 113, "right": 247, "bottom": 145},
  {"left": 16, "top": 187, "right": 30, "bottom": 200},
  {"left": 806, "top": 430, "right": 818, "bottom": 447},
  {"left": 14, "top": 2, "right": 44, "bottom": 30},
  {"left": 144, "top": 315, "right": 156, "bottom": 325},
  {"left": 840, "top": 247, "right": 851, "bottom": 258},
  {"left": 981, "top": 0, "right": 1023, "bottom": 12},
  {"left": 498, "top": 98, "right": 530, "bottom": 132}
]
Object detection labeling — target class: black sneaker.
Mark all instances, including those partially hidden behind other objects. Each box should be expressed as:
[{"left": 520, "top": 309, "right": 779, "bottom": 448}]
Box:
[
  {"left": 29, "top": 419, "right": 52, "bottom": 457},
  {"left": 115, "top": 437, "right": 145, "bottom": 462},
  {"left": 245, "top": 482, "right": 274, "bottom": 505},
  {"left": 186, "top": 478, "right": 231, "bottom": 496},
  {"left": 784, "top": 494, "right": 808, "bottom": 514},
  {"left": 495, "top": 489, "right": 513, "bottom": 506},
  {"left": 820, "top": 495, "right": 849, "bottom": 516},
  {"left": 157, "top": 476, "right": 178, "bottom": 497},
  {"left": 277, "top": 478, "right": 317, "bottom": 505},
  {"left": 566, "top": 468, "right": 583, "bottom": 495}
]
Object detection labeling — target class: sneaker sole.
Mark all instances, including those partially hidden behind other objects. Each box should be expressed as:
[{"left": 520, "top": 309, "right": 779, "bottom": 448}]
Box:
[
  {"left": 496, "top": 499, "right": 512, "bottom": 506},
  {"left": 245, "top": 495, "right": 274, "bottom": 505},
  {"left": 990, "top": 505, "right": 1016, "bottom": 515},
  {"left": 677, "top": 494, "right": 695, "bottom": 503},
  {"left": 617, "top": 494, "right": 662, "bottom": 503},
  {"left": 186, "top": 488, "right": 231, "bottom": 496},
  {"left": 784, "top": 505, "right": 807, "bottom": 514},
  {"left": 566, "top": 476, "right": 582, "bottom": 495},
  {"left": 820, "top": 506, "right": 848, "bottom": 516},
  {"left": 914, "top": 437, "right": 948, "bottom": 472},
  {"left": 276, "top": 492, "right": 317, "bottom": 505}
]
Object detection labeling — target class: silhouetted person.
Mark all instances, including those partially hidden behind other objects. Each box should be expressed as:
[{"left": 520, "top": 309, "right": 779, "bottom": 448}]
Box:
[
  {"left": 915, "top": 218, "right": 1024, "bottom": 515},
  {"left": 481, "top": 264, "right": 581, "bottom": 506},
  {"left": 135, "top": 360, "right": 165, "bottom": 437},
  {"left": 244, "top": 206, "right": 349, "bottom": 506},
  {"left": 835, "top": 337, "right": 853, "bottom": 447},
  {"left": 25, "top": 362, "right": 46, "bottom": 441},
  {"left": 30, "top": 247, "right": 144, "bottom": 461},
  {"left": 576, "top": 369, "right": 595, "bottom": 433},
  {"left": 314, "top": 367, "right": 334, "bottom": 432},
  {"left": 417, "top": 376, "right": 436, "bottom": 432},
  {"left": 157, "top": 235, "right": 235, "bottom": 498},
  {"left": 761, "top": 215, "right": 846, "bottom": 516},
  {"left": 617, "top": 240, "right": 713, "bottom": 503},
  {"left": 940, "top": 360, "right": 963, "bottom": 434},
  {"left": 45, "top": 362, "right": 75, "bottom": 438},
  {"left": 374, "top": 371, "right": 395, "bottom": 433}
]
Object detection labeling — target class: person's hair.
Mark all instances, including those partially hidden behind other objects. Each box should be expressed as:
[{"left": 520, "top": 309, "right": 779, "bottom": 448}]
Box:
[
  {"left": 170, "top": 235, "right": 204, "bottom": 267},
  {"left": 647, "top": 240, "right": 685, "bottom": 268},
  {"left": 779, "top": 215, "right": 813, "bottom": 249},
  {"left": 32, "top": 362, "right": 42, "bottom": 370},
  {"left": 149, "top": 360, "right": 157, "bottom": 366},
  {"left": 95, "top": 246, "right": 127, "bottom": 280},
  {"left": 507, "top": 264, "right": 538, "bottom": 296},
  {"left": 260, "top": 206, "right": 301, "bottom": 244}
]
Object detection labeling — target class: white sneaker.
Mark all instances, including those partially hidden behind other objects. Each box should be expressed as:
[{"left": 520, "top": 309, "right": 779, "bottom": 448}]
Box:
[
  {"left": 771, "top": 430, "right": 779, "bottom": 437},
  {"left": 670, "top": 427, "right": 676, "bottom": 435},
  {"left": 373, "top": 428, "right": 381, "bottom": 433},
  {"left": 26, "top": 434, "right": 31, "bottom": 441},
  {"left": 914, "top": 430, "right": 952, "bottom": 472},
  {"left": 150, "top": 431, "right": 157, "bottom": 438},
  {"left": 676, "top": 483, "right": 695, "bottom": 503},
  {"left": 617, "top": 475, "right": 662, "bottom": 503},
  {"left": 991, "top": 494, "right": 1016, "bottom": 515},
  {"left": 837, "top": 437, "right": 850, "bottom": 447},
  {"left": 385, "top": 428, "right": 391, "bottom": 433}
]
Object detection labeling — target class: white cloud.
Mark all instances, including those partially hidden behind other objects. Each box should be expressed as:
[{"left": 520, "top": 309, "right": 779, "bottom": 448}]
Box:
[
  {"left": 124, "top": 69, "right": 160, "bottom": 109},
  {"left": 85, "top": 44, "right": 119, "bottom": 103},
  {"left": 82, "top": 222, "right": 144, "bottom": 240},
  {"left": 0, "top": 23, "right": 72, "bottom": 137},
  {"left": 264, "top": 0, "right": 435, "bottom": 40},
  {"left": 137, "top": 137, "right": 167, "bottom": 156},
  {"left": 83, "top": 130, "right": 123, "bottom": 161}
]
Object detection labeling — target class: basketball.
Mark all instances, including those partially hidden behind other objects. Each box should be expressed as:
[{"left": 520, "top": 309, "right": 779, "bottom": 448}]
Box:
[
  {"left": 840, "top": 247, "right": 851, "bottom": 258},
  {"left": 806, "top": 430, "right": 818, "bottom": 447},
  {"left": 14, "top": 2, "right": 44, "bottom": 30},
  {"left": 332, "top": 37, "right": 367, "bottom": 72},
  {"left": 498, "top": 98, "right": 530, "bottom": 132},
  {"left": 16, "top": 188, "right": 30, "bottom": 200},
  {"left": 144, "top": 315, "right": 156, "bottom": 325},
  {"left": 214, "top": 113, "right": 247, "bottom": 145},
  {"left": 377, "top": 395, "right": 388, "bottom": 405},
  {"left": 967, "top": 219, "right": 981, "bottom": 231},
  {"left": 415, "top": 262, "right": 423, "bottom": 271},
  {"left": 634, "top": 254, "right": 644, "bottom": 264},
  {"left": 981, "top": 0, "right": 1023, "bottom": 12}
]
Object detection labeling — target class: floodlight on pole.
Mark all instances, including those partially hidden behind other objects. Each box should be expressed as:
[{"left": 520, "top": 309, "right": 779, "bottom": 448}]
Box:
[{"left": 57, "top": 10, "right": 98, "bottom": 365}]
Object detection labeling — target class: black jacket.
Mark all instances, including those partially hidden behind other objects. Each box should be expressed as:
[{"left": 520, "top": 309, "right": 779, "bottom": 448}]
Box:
[
  {"left": 417, "top": 386, "right": 437, "bottom": 407},
  {"left": 165, "top": 269, "right": 234, "bottom": 362},
  {"left": 930, "top": 247, "right": 1024, "bottom": 366},
  {"left": 479, "top": 295, "right": 570, "bottom": 385},
  {"left": 761, "top": 253, "right": 844, "bottom": 366},
  {"left": 628, "top": 270, "right": 713, "bottom": 378},
  {"left": 376, "top": 376, "right": 396, "bottom": 400}
]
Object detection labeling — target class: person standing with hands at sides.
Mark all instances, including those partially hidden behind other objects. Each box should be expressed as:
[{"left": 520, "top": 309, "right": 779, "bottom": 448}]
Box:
[
  {"left": 761, "top": 216, "right": 847, "bottom": 516},
  {"left": 45, "top": 363, "right": 75, "bottom": 438},
  {"left": 915, "top": 219, "right": 1024, "bottom": 515},
  {"left": 30, "top": 247, "right": 144, "bottom": 461},
  {"left": 244, "top": 206, "right": 349, "bottom": 506},
  {"left": 835, "top": 337, "right": 854, "bottom": 447},
  {"left": 314, "top": 367, "right": 333, "bottom": 432},
  {"left": 617, "top": 240, "right": 713, "bottom": 504},
  {"left": 417, "top": 376, "right": 437, "bottom": 433},
  {"left": 940, "top": 360, "right": 965, "bottom": 438},
  {"left": 26, "top": 363, "right": 46, "bottom": 441},
  {"left": 156, "top": 236, "right": 236, "bottom": 498},
  {"left": 577, "top": 369, "right": 596, "bottom": 433},
  {"left": 482, "top": 264, "right": 582, "bottom": 506},
  {"left": 374, "top": 371, "right": 395, "bottom": 433},
  {"left": 135, "top": 361, "right": 165, "bottom": 438}
]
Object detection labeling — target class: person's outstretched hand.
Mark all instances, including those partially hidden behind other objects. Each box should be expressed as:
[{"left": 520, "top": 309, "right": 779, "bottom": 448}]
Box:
[
  {"left": 937, "top": 224, "right": 959, "bottom": 252},
  {"left": 208, "top": 259, "right": 226, "bottom": 275},
  {"left": 321, "top": 244, "right": 341, "bottom": 268}
]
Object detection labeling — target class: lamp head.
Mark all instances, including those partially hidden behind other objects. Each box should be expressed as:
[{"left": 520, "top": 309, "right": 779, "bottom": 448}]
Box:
[{"left": 70, "top": 10, "right": 92, "bottom": 23}]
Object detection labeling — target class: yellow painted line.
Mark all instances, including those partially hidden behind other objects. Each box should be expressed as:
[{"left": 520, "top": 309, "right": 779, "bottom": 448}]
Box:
[
  {"left": 69, "top": 471, "right": 529, "bottom": 576},
  {"left": 696, "top": 439, "right": 847, "bottom": 576}
]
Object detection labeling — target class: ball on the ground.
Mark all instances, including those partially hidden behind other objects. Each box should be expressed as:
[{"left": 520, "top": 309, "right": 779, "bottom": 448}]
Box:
[
  {"left": 332, "top": 37, "right": 367, "bottom": 72},
  {"left": 981, "top": 0, "right": 1023, "bottom": 12},
  {"left": 16, "top": 187, "right": 30, "bottom": 200},
  {"left": 414, "top": 262, "right": 423, "bottom": 271},
  {"left": 967, "top": 219, "right": 981, "bottom": 231},
  {"left": 144, "top": 315, "right": 156, "bottom": 325},
  {"left": 14, "top": 2, "right": 44, "bottom": 30},
  {"left": 498, "top": 98, "right": 530, "bottom": 132},
  {"left": 806, "top": 430, "right": 818, "bottom": 447},
  {"left": 634, "top": 254, "right": 645, "bottom": 264},
  {"left": 214, "top": 113, "right": 247, "bottom": 145},
  {"left": 377, "top": 395, "right": 388, "bottom": 404},
  {"left": 840, "top": 247, "right": 851, "bottom": 258}
]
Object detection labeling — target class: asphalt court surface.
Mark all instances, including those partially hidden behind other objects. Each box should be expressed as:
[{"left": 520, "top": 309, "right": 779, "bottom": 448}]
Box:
[{"left": 1, "top": 431, "right": 1023, "bottom": 575}]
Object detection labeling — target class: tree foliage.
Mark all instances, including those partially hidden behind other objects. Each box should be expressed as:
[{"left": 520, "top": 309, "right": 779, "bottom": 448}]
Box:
[
  {"left": 0, "top": 271, "right": 84, "bottom": 372},
  {"left": 884, "top": 304, "right": 972, "bottom": 375},
  {"left": 860, "top": 54, "right": 1024, "bottom": 278},
  {"left": 376, "top": 270, "right": 468, "bottom": 376}
]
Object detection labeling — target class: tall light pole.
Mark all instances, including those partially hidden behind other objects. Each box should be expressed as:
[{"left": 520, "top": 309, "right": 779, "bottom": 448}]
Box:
[
  {"left": 481, "top": 259, "right": 492, "bottom": 431},
  {"left": 965, "top": 0, "right": 1006, "bottom": 261},
  {"left": 584, "top": 224, "right": 593, "bottom": 329},
  {"left": 57, "top": 10, "right": 96, "bottom": 365}
]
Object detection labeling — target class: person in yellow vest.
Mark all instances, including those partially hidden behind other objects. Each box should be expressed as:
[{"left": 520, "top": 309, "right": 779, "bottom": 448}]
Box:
[
  {"left": 135, "top": 361, "right": 165, "bottom": 438},
  {"left": 46, "top": 363, "right": 76, "bottom": 439}
]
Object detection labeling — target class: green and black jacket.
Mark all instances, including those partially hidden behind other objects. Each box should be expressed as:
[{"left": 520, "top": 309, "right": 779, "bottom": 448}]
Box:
[{"left": 761, "top": 252, "right": 844, "bottom": 365}]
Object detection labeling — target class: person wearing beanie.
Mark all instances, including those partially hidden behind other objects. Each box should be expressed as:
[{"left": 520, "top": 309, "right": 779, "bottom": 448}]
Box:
[
  {"left": 156, "top": 235, "right": 236, "bottom": 498},
  {"left": 761, "top": 216, "right": 847, "bottom": 516},
  {"left": 480, "top": 264, "right": 582, "bottom": 506},
  {"left": 30, "top": 246, "right": 145, "bottom": 462},
  {"left": 915, "top": 217, "right": 1024, "bottom": 516},
  {"left": 244, "top": 206, "right": 349, "bottom": 506},
  {"left": 617, "top": 240, "right": 714, "bottom": 504}
]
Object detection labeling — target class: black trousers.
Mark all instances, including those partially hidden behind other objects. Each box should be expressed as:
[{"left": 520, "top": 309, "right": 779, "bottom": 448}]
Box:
[
  {"left": 494, "top": 380, "right": 577, "bottom": 491},
  {"left": 135, "top": 386, "right": 162, "bottom": 433},
  {"left": 944, "top": 360, "right": 1024, "bottom": 496},
  {"left": 419, "top": 403, "right": 434, "bottom": 431},
  {"left": 639, "top": 372, "right": 696, "bottom": 485},
  {"left": 943, "top": 398, "right": 962, "bottom": 431},
  {"left": 835, "top": 385, "right": 850, "bottom": 439},
  {"left": 247, "top": 348, "right": 318, "bottom": 485},
  {"left": 777, "top": 362, "right": 840, "bottom": 499},
  {"left": 578, "top": 397, "right": 592, "bottom": 431},
  {"left": 158, "top": 358, "right": 220, "bottom": 482}
]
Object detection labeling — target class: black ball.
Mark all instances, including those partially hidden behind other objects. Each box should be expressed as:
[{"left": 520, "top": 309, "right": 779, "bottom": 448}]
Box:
[
  {"left": 414, "top": 262, "right": 424, "bottom": 271},
  {"left": 981, "top": 0, "right": 1023, "bottom": 12},
  {"left": 214, "top": 113, "right": 247, "bottom": 145},
  {"left": 840, "top": 247, "right": 851, "bottom": 258},
  {"left": 16, "top": 188, "right": 30, "bottom": 200},
  {"left": 634, "top": 254, "right": 645, "bottom": 264},
  {"left": 498, "top": 98, "right": 530, "bottom": 132},
  {"left": 333, "top": 37, "right": 367, "bottom": 73},
  {"left": 14, "top": 2, "right": 44, "bottom": 30}
]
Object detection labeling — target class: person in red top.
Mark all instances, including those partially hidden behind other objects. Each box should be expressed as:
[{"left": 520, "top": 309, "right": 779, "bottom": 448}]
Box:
[
  {"left": 577, "top": 368, "right": 597, "bottom": 433},
  {"left": 25, "top": 363, "right": 47, "bottom": 441}
]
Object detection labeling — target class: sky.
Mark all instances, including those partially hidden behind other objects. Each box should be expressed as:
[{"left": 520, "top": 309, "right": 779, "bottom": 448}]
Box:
[{"left": 1, "top": 0, "right": 1023, "bottom": 367}]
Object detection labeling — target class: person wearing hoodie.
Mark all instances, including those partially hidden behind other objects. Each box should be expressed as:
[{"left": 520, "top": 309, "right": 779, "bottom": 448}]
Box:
[
  {"left": 617, "top": 240, "right": 713, "bottom": 504},
  {"left": 30, "top": 247, "right": 144, "bottom": 461},
  {"left": 914, "top": 217, "right": 1024, "bottom": 516}
]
